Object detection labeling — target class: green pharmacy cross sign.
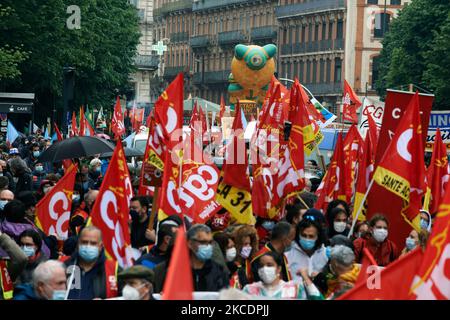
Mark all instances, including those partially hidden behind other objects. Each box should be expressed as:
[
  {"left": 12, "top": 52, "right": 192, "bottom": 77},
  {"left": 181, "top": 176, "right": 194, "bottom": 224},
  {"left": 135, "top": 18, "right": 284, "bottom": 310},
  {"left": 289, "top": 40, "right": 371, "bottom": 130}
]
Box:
[{"left": 152, "top": 40, "right": 168, "bottom": 56}]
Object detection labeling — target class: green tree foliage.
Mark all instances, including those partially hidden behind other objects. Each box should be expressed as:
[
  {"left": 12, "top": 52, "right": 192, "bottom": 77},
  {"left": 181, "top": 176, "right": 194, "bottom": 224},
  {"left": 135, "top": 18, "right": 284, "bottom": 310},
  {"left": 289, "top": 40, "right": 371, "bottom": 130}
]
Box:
[
  {"left": 0, "top": 0, "right": 140, "bottom": 120},
  {"left": 376, "top": 0, "right": 450, "bottom": 109}
]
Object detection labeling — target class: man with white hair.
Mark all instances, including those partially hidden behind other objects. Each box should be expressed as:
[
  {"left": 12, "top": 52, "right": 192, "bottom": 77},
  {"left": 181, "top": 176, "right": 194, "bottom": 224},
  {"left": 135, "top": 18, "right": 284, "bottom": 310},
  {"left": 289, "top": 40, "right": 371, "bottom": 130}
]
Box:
[{"left": 14, "top": 260, "right": 67, "bottom": 300}]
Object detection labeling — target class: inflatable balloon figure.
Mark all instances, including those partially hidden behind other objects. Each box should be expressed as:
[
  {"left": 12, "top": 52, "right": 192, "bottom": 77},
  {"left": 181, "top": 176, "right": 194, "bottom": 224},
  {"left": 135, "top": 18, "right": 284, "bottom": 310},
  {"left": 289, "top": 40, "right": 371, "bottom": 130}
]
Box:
[{"left": 228, "top": 44, "right": 277, "bottom": 105}]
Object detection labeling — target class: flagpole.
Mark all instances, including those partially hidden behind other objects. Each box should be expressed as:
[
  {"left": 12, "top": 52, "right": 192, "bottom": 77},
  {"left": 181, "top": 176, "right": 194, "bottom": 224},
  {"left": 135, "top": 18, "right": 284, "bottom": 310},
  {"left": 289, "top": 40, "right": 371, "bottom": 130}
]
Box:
[{"left": 347, "top": 177, "right": 375, "bottom": 238}]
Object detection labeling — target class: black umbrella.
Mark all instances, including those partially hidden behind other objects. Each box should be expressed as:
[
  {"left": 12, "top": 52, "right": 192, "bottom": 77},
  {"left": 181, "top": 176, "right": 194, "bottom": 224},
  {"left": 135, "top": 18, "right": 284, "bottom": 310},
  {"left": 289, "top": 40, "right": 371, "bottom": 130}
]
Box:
[
  {"left": 99, "top": 147, "right": 144, "bottom": 158},
  {"left": 38, "top": 136, "right": 115, "bottom": 163}
]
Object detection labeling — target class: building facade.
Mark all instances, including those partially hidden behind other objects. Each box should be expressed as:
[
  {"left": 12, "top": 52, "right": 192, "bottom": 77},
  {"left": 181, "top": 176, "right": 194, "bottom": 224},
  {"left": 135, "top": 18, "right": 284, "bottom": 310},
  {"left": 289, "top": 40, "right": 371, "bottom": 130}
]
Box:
[
  {"left": 129, "top": 0, "right": 159, "bottom": 109},
  {"left": 145, "top": 0, "right": 409, "bottom": 111}
]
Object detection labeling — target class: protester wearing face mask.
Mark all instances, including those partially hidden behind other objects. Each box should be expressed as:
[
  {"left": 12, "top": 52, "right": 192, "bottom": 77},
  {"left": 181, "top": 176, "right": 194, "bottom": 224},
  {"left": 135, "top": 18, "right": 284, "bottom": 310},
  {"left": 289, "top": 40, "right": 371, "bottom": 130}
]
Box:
[
  {"left": 255, "top": 218, "right": 275, "bottom": 249},
  {"left": 351, "top": 221, "right": 370, "bottom": 241},
  {"left": 251, "top": 222, "right": 295, "bottom": 283},
  {"left": 186, "top": 224, "right": 229, "bottom": 292},
  {"left": 31, "top": 162, "right": 47, "bottom": 191},
  {"left": 16, "top": 229, "right": 48, "bottom": 285},
  {"left": 327, "top": 207, "right": 350, "bottom": 238},
  {"left": 228, "top": 225, "right": 258, "bottom": 289},
  {"left": 14, "top": 260, "right": 67, "bottom": 300},
  {"left": 88, "top": 158, "right": 103, "bottom": 189},
  {"left": 24, "top": 143, "right": 41, "bottom": 171},
  {"left": 286, "top": 217, "right": 329, "bottom": 282},
  {"left": 8, "top": 157, "right": 33, "bottom": 194},
  {"left": 419, "top": 210, "right": 432, "bottom": 232},
  {"left": 243, "top": 251, "right": 323, "bottom": 300},
  {"left": 401, "top": 229, "right": 419, "bottom": 257},
  {"left": 213, "top": 232, "right": 237, "bottom": 276},
  {"left": 0, "top": 189, "right": 14, "bottom": 216},
  {"left": 136, "top": 224, "right": 177, "bottom": 269},
  {"left": 353, "top": 214, "right": 399, "bottom": 267},
  {"left": 129, "top": 196, "right": 154, "bottom": 249},
  {"left": 62, "top": 226, "right": 121, "bottom": 300},
  {"left": 117, "top": 265, "right": 155, "bottom": 300}
]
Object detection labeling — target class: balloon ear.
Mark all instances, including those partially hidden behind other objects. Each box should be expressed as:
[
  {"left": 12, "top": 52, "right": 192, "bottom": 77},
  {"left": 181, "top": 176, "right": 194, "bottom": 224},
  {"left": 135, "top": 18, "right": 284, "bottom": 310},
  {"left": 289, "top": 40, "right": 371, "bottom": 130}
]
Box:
[
  {"left": 234, "top": 44, "right": 248, "bottom": 60},
  {"left": 263, "top": 44, "right": 277, "bottom": 58}
]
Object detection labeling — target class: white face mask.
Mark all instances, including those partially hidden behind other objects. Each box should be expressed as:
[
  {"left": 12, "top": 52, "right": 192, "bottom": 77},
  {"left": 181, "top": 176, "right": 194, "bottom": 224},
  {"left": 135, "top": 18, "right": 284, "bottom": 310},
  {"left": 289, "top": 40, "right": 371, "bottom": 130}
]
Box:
[
  {"left": 334, "top": 221, "right": 347, "bottom": 233},
  {"left": 258, "top": 266, "right": 278, "bottom": 285},
  {"left": 225, "top": 247, "right": 237, "bottom": 262},
  {"left": 240, "top": 245, "right": 252, "bottom": 259},
  {"left": 122, "top": 284, "right": 145, "bottom": 300},
  {"left": 373, "top": 228, "right": 388, "bottom": 243}
]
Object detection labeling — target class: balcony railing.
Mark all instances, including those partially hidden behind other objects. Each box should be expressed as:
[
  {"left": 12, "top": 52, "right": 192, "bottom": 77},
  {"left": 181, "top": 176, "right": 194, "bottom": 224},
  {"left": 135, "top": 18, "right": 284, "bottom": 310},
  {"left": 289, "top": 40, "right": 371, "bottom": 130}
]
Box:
[
  {"left": 281, "top": 39, "right": 345, "bottom": 55},
  {"left": 193, "top": 0, "right": 249, "bottom": 11},
  {"left": 163, "top": 66, "right": 188, "bottom": 78},
  {"left": 192, "top": 70, "right": 230, "bottom": 85},
  {"left": 190, "top": 35, "right": 210, "bottom": 48},
  {"left": 250, "top": 26, "right": 278, "bottom": 41},
  {"left": 134, "top": 55, "right": 159, "bottom": 70},
  {"left": 304, "top": 82, "right": 343, "bottom": 95},
  {"left": 170, "top": 32, "right": 189, "bottom": 43},
  {"left": 218, "top": 31, "right": 247, "bottom": 46},
  {"left": 275, "top": 0, "right": 346, "bottom": 18},
  {"left": 156, "top": 0, "right": 192, "bottom": 17}
]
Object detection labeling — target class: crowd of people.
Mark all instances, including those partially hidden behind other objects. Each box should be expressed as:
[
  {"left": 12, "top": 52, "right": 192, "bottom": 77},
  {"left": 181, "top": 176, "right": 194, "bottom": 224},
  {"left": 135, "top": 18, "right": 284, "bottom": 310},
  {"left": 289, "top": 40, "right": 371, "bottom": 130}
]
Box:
[{"left": 0, "top": 134, "right": 433, "bottom": 301}]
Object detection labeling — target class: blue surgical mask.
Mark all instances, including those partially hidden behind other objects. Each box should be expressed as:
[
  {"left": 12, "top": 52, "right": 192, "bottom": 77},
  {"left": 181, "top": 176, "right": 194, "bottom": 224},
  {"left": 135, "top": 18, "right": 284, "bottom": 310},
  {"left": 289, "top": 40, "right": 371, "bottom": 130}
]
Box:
[
  {"left": 195, "top": 244, "right": 213, "bottom": 261},
  {"left": 33, "top": 151, "right": 40, "bottom": 158},
  {"left": 35, "top": 166, "right": 44, "bottom": 172},
  {"left": 325, "top": 246, "right": 331, "bottom": 259},
  {"left": 420, "top": 219, "right": 429, "bottom": 230},
  {"left": 95, "top": 166, "right": 101, "bottom": 173},
  {"left": 299, "top": 236, "right": 316, "bottom": 251},
  {"left": 78, "top": 245, "right": 99, "bottom": 262},
  {"left": 22, "top": 246, "right": 36, "bottom": 257},
  {"left": 51, "top": 290, "right": 66, "bottom": 300},
  {"left": 405, "top": 237, "right": 417, "bottom": 251},
  {"left": 262, "top": 221, "right": 275, "bottom": 231},
  {"left": 0, "top": 200, "right": 8, "bottom": 210}
]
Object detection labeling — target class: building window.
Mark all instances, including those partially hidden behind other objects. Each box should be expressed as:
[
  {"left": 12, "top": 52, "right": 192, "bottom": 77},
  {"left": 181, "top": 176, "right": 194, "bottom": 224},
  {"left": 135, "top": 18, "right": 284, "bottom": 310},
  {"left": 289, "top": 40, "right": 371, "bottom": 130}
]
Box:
[
  {"left": 306, "top": 61, "right": 311, "bottom": 84},
  {"left": 240, "top": 13, "right": 244, "bottom": 30},
  {"left": 321, "top": 22, "right": 326, "bottom": 41},
  {"left": 320, "top": 59, "right": 325, "bottom": 83},
  {"left": 283, "top": 28, "right": 287, "bottom": 45},
  {"left": 312, "top": 60, "right": 317, "bottom": 83},
  {"left": 295, "top": 25, "right": 300, "bottom": 43},
  {"left": 326, "top": 59, "right": 331, "bottom": 83},
  {"left": 372, "top": 56, "right": 380, "bottom": 89},
  {"left": 336, "top": 19, "right": 343, "bottom": 39},
  {"left": 328, "top": 22, "right": 333, "bottom": 39},
  {"left": 299, "top": 61, "right": 304, "bottom": 83},
  {"left": 390, "top": 0, "right": 401, "bottom": 4},
  {"left": 301, "top": 25, "right": 306, "bottom": 43},
  {"left": 334, "top": 58, "right": 342, "bottom": 82},
  {"left": 293, "top": 61, "right": 298, "bottom": 79},
  {"left": 282, "top": 63, "right": 287, "bottom": 78},
  {"left": 374, "top": 13, "right": 391, "bottom": 38},
  {"left": 288, "top": 26, "right": 293, "bottom": 44},
  {"left": 308, "top": 24, "right": 312, "bottom": 42},
  {"left": 314, "top": 24, "right": 319, "bottom": 42},
  {"left": 367, "top": 0, "right": 378, "bottom": 4}
]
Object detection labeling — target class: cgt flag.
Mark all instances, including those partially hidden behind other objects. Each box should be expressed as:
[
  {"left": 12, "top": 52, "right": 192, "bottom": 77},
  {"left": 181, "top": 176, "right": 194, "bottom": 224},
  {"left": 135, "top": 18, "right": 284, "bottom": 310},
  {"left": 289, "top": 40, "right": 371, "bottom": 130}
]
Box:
[
  {"left": 340, "top": 125, "right": 363, "bottom": 203},
  {"left": 112, "top": 96, "right": 125, "bottom": 140},
  {"left": 88, "top": 140, "right": 134, "bottom": 268},
  {"left": 342, "top": 80, "right": 362, "bottom": 124},
  {"left": 423, "top": 128, "right": 449, "bottom": 215},
  {"left": 35, "top": 164, "right": 77, "bottom": 240},
  {"left": 372, "top": 92, "right": 426, "bottom": 231},
  {"left": 409, "top": 183, "right": 450, "bottom": 300}
]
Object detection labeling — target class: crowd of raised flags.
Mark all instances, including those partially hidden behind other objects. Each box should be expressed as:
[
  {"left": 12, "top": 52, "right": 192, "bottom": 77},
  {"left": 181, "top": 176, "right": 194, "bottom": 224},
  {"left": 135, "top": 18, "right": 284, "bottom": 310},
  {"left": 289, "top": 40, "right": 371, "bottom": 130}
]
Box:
[{"left": 0, "top": 71, "right": 449, "bottom": 301}]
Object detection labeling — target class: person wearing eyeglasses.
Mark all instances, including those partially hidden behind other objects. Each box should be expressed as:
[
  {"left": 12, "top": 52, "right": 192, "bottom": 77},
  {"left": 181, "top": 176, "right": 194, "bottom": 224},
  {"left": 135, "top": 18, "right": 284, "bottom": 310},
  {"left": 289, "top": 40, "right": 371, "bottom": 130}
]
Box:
[{"left": 187, "top": 224, "right": 229, "bottom": 292}]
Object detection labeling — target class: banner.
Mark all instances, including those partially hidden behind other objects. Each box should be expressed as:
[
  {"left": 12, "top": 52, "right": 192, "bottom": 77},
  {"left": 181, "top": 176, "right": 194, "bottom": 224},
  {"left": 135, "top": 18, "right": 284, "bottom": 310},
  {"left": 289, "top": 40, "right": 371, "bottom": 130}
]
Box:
[
  {"left": 358, "top": 96, "right": 384, "bottom": 138},
  {"left": 375, "top": 89, "right": 434, "bottom": 165},
  {"left": 426, "top": 111, "right": 450, "bottom": 152}
]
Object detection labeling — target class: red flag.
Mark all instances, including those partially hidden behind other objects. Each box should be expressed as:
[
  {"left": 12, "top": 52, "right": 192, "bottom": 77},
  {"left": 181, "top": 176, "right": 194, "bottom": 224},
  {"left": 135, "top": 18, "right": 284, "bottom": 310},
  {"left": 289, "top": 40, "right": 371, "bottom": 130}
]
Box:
[
  {"left": 35, "top": 164, "right": 77, "bottom": 240},
  {"left": 54, "top": 122, "right": 63, "bottom": 141},
  {"left": 342, "top": 80, "right": 362, "bottom": 124},
  {"left": 89, "top": 140, "right": 134, "bottom": 267},
  {"left": 70, "top": 112, "right": 78, "bottom": 137},
  {"left": 222, "top": 100, "right": 251, "bottom": 192},
  {"left": 409, "top": 184, "right": 450, "bottom": 299},
  {"left": 338, "top": 248, "right": 423, "bottom": 300},
  {"left": 315, "top": 133, "right": 344, "bottom": 212},
  {"left": 139, "top": 116, "right": 163, "bottom": 193},
  {"left": 154, "top": 73, "right": 184, "bottom": 147},
  {"left": 425, "top": 128, "right": 449, "bottom": 215},
  {"left": 340, "top": 125, "right": 363, "bottom": 203},
  {"left": 162, "top": 226, "right": 193, "bottom": 300},
  {"left": 219, "top": 94, "right": 226, "bottom": 118},
  {"left": 352, "top": 134, "right": 375, "bottom": 220},
  {"left": 354, "top": 247, "right": 378, "bottom": 287},
  {"left": 111, "top": 96, "right": 125, "bottom": 140},
  {"left": 372, "top": 92, "right": 426, "bottom": 231},
  {"left": 199, "top": 105, "right": 208, "bottom": 134},
  {"left": 367, "top": 113, "right": 379, "bottom": 156},
  {"left": 79, "top": 107, "right": 85, "bottom": 137}
]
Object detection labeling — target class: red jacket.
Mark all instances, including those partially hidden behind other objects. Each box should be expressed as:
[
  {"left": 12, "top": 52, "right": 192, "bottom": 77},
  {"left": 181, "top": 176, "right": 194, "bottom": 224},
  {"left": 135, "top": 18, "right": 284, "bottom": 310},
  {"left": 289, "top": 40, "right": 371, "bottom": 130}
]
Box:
[{"left": 353, "top": 236, "right": 399, "bottom": 267}]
